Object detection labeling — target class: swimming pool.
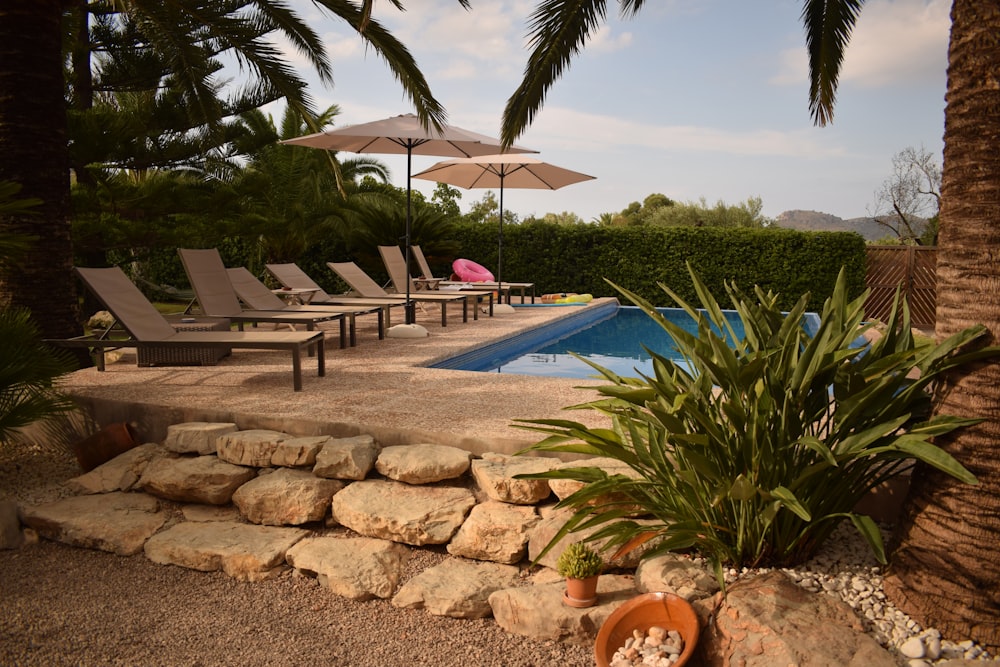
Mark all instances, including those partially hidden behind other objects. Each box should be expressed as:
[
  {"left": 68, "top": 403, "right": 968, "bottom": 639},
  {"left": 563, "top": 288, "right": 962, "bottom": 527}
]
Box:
[{"left": 430, "top": 301, "right": 821, "bottom": 379}]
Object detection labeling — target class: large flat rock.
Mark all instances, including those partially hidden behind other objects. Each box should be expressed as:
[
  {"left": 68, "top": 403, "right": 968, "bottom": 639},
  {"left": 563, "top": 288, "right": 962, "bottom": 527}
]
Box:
[
  {"left": 143, "top": 520, "right": 308, "bottom": 582},
  {"left": 18, "top": 492, "right": 166, "bottom": 556}
]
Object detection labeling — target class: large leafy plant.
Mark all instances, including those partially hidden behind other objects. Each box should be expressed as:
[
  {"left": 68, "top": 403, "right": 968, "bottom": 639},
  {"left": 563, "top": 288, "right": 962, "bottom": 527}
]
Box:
[{"left": 515, "top": 265, "right": 994, "bottom": 583}]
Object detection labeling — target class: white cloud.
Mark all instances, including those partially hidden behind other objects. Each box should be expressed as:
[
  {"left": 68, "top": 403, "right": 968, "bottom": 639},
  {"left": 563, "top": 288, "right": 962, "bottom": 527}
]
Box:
[
  {"left": 841, "top": 0, "right": 949, "bottom": 86},
  {"left": 525, "top": 107, "right": 846, "bottom": 159},
  {"left": 588, "top": 25, "right": 634, "bottom": 54},
  {"left": 770, "top": 0, "right": 949, "bottom": 88}
]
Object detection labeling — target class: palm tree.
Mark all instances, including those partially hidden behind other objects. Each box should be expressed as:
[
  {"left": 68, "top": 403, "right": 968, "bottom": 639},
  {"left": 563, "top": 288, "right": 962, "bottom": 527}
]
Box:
[
  {"left": 228, "top": 104, "right": 392, "bottom": 262},
  {"left": 499, "top": 0, "right": 1000, "bottom": 650},
  {"left": 0, "top": 0, "right": 461, "bottom": 355}
]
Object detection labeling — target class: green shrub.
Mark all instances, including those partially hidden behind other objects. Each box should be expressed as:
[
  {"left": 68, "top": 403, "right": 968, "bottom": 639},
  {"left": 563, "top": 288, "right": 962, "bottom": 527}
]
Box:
[
  {"left": 0, "top": 308, "right": 80, "bottom": 447},
  {"left": 451, "top": 223, "right": 866, "bottom": 310},
  {"left": 514, "top": 265, "right": 994, "bottom": 586}
]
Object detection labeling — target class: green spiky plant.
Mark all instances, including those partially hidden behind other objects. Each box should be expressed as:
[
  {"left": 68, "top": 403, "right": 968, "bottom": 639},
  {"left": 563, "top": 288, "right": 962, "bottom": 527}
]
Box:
[
  {"left": 0, "top": 308, "right": 81, "bottom": 448},
  {"left": 556, "top": 541, "right": 605, "bottom": 579},
  {"left": 514, "top": 264, "right": 996, "bottom": 587}
]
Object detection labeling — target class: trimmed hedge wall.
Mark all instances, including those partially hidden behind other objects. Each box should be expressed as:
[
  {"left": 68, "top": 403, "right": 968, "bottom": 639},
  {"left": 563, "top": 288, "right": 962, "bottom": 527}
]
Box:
[
  {"left": 443, "top": 224, "right": 867, "bottom": 312},
  {"left": 135, "top": 224, "right": 866, "bottom": 315}
]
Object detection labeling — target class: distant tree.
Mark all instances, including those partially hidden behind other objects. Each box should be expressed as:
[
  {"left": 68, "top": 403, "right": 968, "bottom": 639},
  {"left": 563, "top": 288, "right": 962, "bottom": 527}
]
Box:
[
  {"left": 463, "top": 191, "right": 519, "bottom": 226},
  {"left": 533, "top": 211, "right": 585, "bottom": 225},
  {"left": 867, "top": 146, "right": 941, "bottom": 245},
  {"left": 617, "top": 195, "right": 769, "bottom": 228},
  {"left": 431, "top": 183, "right": 463, "bottom": 219}
]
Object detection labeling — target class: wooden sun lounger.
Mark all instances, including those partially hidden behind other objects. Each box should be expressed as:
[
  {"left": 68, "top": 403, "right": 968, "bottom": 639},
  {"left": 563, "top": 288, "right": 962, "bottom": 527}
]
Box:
[
  {"left": 226, "top": 267, "right": 385, "bottom": 344},
  {"left": 412, "top": 245, "right": 535, "bottom": 304},
  {"left": 178, "top": 248, "right": 347, "bottom": 348},
  {"left": 50, "top": 267, "right": 325, "bottom": 391},
  {"left": 378, "top": 245, "right": 495, "bottom": 317},
  {"left": 325, "top": 260, "right": 476, "bottom": 327}
]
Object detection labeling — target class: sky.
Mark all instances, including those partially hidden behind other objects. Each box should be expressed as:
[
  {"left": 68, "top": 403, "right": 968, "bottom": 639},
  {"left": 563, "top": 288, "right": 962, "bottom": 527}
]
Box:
[{"left": 262, "top": 0, "right": 950, "bottom": 223}]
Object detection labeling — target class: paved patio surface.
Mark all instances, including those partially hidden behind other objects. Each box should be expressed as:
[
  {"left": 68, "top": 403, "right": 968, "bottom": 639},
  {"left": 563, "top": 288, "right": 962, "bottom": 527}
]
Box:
[{"left": 60, "top": 299, "right": 620, "bottom": 456}]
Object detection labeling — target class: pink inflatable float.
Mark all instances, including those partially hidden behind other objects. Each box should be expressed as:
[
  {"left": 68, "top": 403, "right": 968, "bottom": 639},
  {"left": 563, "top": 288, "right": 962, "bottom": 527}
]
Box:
[{"left": 452, "top": 258, "right": 494, "bottom": 282}]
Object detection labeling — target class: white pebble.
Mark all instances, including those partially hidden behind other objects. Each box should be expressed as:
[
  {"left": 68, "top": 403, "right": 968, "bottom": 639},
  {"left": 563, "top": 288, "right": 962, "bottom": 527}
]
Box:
[{"left": 899, "top": 636, "right": 926, "bottom": 659}]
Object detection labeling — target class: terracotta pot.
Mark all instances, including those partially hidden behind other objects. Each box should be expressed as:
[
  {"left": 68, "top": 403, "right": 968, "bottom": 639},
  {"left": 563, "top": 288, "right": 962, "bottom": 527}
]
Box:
[
  {"left": 594, "top": 592, "right": 700, "bottom": 667},
  {"left": 72, "top": 422, "right": 138, "bottom": 472},
  {"left": 563, "top": 575, "right": 600, "bottom": 608}
]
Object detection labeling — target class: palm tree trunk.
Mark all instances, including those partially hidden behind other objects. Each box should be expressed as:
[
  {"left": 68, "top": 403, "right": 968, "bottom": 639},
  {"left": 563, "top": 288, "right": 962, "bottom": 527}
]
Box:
[
  {"left": 0, "top": 0, "right": 87, "bottom": 365},
  {"left": 883, "top": 0, "right": 1000, "bottom": 652}
]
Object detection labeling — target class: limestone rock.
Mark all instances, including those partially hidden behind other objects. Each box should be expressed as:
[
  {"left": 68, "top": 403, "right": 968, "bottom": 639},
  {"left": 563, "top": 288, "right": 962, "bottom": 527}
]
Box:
[
  {"left": 490, "top": 575, "right": 637, "bottom": 644},
  {"left": 699, "top": 570, "right": 898, "bottom": 666},
  {"left": 471, "top": 453, "right": 557, "bottom": 504},
  {"left": 313, "top": 435, "right": 379, "bottom": 480},
  {"left": 143, "top": 520, "right": 308, "bottom": 582},
  {"left": 548, "top": 457, "right": 644, "bottom": 514},
  {"left": 271, "top": 435, "right": 331, "bottom": 467},
  {"left": 65, "top": 443, "right": 164, "bottom": 495},
  {"left": 182, "top": 504, "right": 240, "bottom": 522},
  {"left": 375, "top": 443, "right": 472, "bottom": 484},
  {"left": 163, "top": 422, "right": 238, "bottom": 455},
  {"left": 18, "top": 492, "right": 166, "bottom": 555},
  {"left": 216, "top": 429, "right": 289, "bottom": 467},
  {"left": 447, "top": 500, "right": 539, "bottom": 564},
  {"left": 392, "top": 558, "right": 521, "bottom": 618},
  {"left": 635, "top": 552, "right": 720, "bottom": 602},
  {"left": 232, "top": 468, "right": 342, "bottom": 525},
  {"left": 139, "top": 455, "right": 255, "bottom": 505},
  {"left": 286, "top": 535, "right": 409, "bottom": 600},
  {"left": 332, "top": 479, "right": 475, "bottom": 545}
]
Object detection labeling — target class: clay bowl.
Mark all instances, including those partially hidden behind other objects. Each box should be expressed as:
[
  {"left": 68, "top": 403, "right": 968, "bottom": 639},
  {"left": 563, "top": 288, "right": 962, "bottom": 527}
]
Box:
[{"left": 594, "top": 592, "right": 700, "bottom": 667}]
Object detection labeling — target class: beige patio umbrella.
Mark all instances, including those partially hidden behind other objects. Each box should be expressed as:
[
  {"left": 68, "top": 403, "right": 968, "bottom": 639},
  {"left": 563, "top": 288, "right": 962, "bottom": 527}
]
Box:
[
  {"left": 281, "top": 114, "right": 535, "bottom": 332},
  {"left": 413, "top": 154, "right": 595, "bottom": 303}
]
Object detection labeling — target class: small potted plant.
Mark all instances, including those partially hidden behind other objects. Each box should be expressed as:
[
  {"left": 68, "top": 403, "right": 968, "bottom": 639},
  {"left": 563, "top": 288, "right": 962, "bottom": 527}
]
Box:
[{"left": 556, "top": 541, "right": 605, "bottom": 608}]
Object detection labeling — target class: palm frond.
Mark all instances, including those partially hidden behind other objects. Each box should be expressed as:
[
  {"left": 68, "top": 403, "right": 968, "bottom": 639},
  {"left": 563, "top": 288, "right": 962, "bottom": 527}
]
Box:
[{"left": 800, "top": 0, "right": 865, "bottom": 126}]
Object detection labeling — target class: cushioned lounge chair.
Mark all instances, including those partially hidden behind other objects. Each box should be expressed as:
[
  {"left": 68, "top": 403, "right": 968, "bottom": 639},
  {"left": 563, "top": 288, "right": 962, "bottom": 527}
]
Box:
[
  {"left": 325, "top": 261, "right": 474, "bottom": 327},
  {"left": 411, "top": 245, "right": 535, "bottom": 304},
  {"left": 225, "top": 267, "right": 385, "bottom": 344},
  {"left": 378, "top": 245, "right": 495, "bottom": 317},
  {"left": 265, "top": 262, "right": 406, "bottom": 328},
  {"left": 178, "top": 248, "right": 349, "bottom": 347},
  {"left": 50, "top": 267, "right": 325, "bottom": 391}
]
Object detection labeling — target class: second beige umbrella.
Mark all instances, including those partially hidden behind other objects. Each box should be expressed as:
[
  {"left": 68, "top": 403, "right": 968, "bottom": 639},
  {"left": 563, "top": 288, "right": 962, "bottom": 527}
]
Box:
[{"left": 413, "top": 154, "right": 595, "bottom": 300}]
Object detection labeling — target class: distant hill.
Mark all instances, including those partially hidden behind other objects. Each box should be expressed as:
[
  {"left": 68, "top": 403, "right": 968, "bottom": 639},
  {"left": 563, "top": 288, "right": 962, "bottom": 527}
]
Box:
[{"left": 774, "top": 210, "right": 892, "bottom": 241}]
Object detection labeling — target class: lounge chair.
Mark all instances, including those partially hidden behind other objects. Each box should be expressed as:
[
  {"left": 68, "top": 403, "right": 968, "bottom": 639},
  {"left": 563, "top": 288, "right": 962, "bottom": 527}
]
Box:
[
  {"left": 325, "top": 261, "right": 475, "bottom": 327},
  {"left": 50, "top": 267, "right": 325, "bottom": 391},
  {"left": 225, "top": 266, "right": 385, "bottom": 344},
  {"left": 265, "top": 261, "right": 408, "bottom": 328},
  {"left": 178, "top": 248, "right": 349, "bottom": 347},
  {"left": 412, "top": 245, "right": 535, "bottom": 304},
  {"left": 378, "top": 245, "right": 495, "bottom": 317}
]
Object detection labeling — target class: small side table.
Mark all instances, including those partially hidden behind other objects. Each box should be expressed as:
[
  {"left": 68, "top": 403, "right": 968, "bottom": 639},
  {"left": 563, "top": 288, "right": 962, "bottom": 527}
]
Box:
[
  {"left": 137, "top": 315, "right": 232, "bottom": 367},
  {"left": 272, "top": 287, "right": 319, "bottom": 305}
]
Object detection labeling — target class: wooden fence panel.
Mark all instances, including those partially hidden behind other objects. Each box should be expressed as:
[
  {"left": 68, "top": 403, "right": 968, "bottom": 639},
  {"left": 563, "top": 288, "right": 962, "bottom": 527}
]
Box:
[{"left": 865, "top": 246, "right": 937, "bottom": 331}]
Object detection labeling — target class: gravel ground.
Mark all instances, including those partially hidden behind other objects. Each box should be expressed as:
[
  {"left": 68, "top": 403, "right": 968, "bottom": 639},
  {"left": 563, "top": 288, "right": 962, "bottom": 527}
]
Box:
[
  {"left": 3, "top": 439, "right": 997, "bottom": 667},
  {"left": 0, "top": 442, "right": 594, "bottom": 667}
]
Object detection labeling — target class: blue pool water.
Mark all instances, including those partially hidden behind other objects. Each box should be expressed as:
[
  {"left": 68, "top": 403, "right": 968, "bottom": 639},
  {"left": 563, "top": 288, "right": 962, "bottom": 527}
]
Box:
[{"left": 431, "top": 302, "right": 796, "bottom": 379}]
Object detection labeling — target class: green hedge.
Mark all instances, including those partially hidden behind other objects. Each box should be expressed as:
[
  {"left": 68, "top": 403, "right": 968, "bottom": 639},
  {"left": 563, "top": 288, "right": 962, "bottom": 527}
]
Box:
[
  {"left": 130, "top": 224, "right": 866, "bottom": 314},
  {"left": 446, "top": 224, "right": 866, "bottom": 312}
]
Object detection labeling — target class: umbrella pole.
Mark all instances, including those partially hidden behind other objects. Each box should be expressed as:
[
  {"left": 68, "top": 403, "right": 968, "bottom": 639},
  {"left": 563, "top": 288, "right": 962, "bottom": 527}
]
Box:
[
  {"left": 404, "top": 146, "right": 415, "bottom": 325},
  {"left": 497, "top": 176, "right": 504, "bottom": 304}
]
